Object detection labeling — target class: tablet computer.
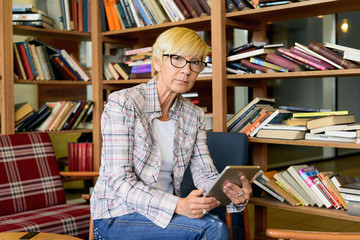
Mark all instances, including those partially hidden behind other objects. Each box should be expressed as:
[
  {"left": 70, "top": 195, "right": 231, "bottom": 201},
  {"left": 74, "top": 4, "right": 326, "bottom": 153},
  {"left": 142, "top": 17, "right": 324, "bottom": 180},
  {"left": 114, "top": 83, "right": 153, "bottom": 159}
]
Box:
[{"left": 204, "top": 165, "right": 261, "bottom": 206}]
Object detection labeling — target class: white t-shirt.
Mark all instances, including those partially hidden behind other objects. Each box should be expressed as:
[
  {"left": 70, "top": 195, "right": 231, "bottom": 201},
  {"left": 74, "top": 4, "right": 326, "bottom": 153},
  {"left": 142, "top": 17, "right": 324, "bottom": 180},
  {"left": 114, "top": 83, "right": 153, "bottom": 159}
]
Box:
[{"left": 152, "top": 119, "right": 175, "bottom": 194}]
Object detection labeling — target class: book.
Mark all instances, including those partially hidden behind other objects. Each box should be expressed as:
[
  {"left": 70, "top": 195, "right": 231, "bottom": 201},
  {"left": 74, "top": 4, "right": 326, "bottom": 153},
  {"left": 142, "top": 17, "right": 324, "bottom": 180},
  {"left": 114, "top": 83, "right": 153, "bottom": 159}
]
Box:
[
  {"left": 227, "top": 96, "right": 275, "bottom": 131},
  {"left": 282, "top": 117, "right": 311, "bottom": 126},
  {"left": 29, "top": 44, "right": 45, "bottom": 80},
  {"left": 12, "top": 13, "right": 54, "bottom": 25},
  {"left": 229, "top": 107, "right": 262, "bottom": 133},
  {"left": 59, "top": 49, "right": 90, "bottom": 81},
  {"left": 16, "top": 42, "right": 35, "bottom": 80},
  {"left": 240, "top": 59, "right": 277, "bottom": 73},
  {"left": 50, "top": 56, "right": 78, "bottom": 80},
  {"left": 298, "top": 166, "right": 332, "bottom": 208},
  {"left": 265, "top": 52, "right": 304, "bottom": 72},
  {"left": 273, "top": 171, "right": 310, "bottom": 206},
  {"left": 243, "top": 111, "right": 271, "bottom": 136},
  {"left": 48, "top": 101, "right": 74, "bottom": 131},
  {"left": 113, "top": 62, "right": 132, "bottom": 80},
  {"left": 250, "top": 57, "right": 289, "bottom": 72},
  {"left": 228, "top": 41, "right": 267, "bottom": 56},
  {"left": 17, "top": 103, "right": 50, "bottom": 132},
  {"left": 252, "top": 170, "right": 285, "bottom": 202},
  {"left": 60, "top": 100, "right": 83, "bottom": 130},
  {"left": 71, "top": 100, "right": 93, "bottom": 130},
  {"left": 108, "top": 62, "right": 120, "bottom": 80},
  {"left": 306, "top": 114, "right": 355, "bottom": 130},
  {"left": 287, "top": 165, "right": 323, "bottom": 207},
  {"left": 339, "top": 181, "right": 360, "bottom": 195},
  {"left": 279, "top": 105, "right": 331, "bottom": 112},
  {"left": 259, "top": 0, "right": 289, "bottom": 7},
  {"left": 305, "top": 133, "right": 355, "bottom": 143},
  {"left": 293, "top": 110, "right": 349, "bottom": 118},
  {"left": 325, "top": 130, "right": 356, "bottom": 139},
  {"left": 324, "top": 42, "right": 360, "bottom": 55},
  {"left": 227, "top": 48, "right": 276, "bottom": 62},
  {"left": 15, "top": 102, "right": 34, "bottom": 123},
  {"left": 310, "top": 124, "right": 349, "bottom": 134},
  {"left": 231, "top": 0, "right": 247, "bottom": 11},
  {"left": 265, "top": 179, "right": 300, "bottom": 206},
  {"left": 294, "top": 42, "right": 343, "bottom": 69},
  {"left": 318, "top": 172, "right": 346, "bottom": 210},
  {"left": 125, "top": 46, "right": 152, "bottom": 56},
  {"left": 197, "top": 0, "right": 211, "bottom": 15},
  {"left": 313, "top": 177, "right": 341, "bottom": 209},
  {"left": 36, "top": 101, "right": 63, "bottom": 131},
  {"left": 289, "top": 46, "right": 335, "bottom": 70},
  {"left": 262, "top": 124, "right": 307, "bottom": 131},
  {"left": 249, "top": 110, "right": 280, "bottom": 137},
  {"left": 308, "top": 42, "right": 356, "bottom": 69},
  {"left": 187, "top": 0, "right": 207, "bottom": 16},
  {"left": 13, "top": 43, "right": 27, "bottom": 79},
  {"left": 276, "top": 48, "right": 326, "bottom": 71},
  {"left": 133, "top": 0, "right": 152, "bottom": 25},
  {"left": 256, "top": 129, "right": 306, "bottom": 140},
  {"left": 347, "top": 201, "right": 360, "bottom": 217},
  {"left": 181, "top": 0, "right": 198, "bottom": 18},
  {"left": 246, "top": 0, "right": 259, "bottom": 8}
]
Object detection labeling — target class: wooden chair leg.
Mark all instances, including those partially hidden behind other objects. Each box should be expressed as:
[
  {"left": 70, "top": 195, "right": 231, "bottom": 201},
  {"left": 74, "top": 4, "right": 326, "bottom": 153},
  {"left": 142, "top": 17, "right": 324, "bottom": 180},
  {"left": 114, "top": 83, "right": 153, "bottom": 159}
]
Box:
[
  {"left": 243, "top": 205, "right": 250, "bottom": 240},
  {"left": 225, "top": 211, "right": 233, "bottom": 239},
  {"left": 89, "top": 216, "right": 94, "bottom": 240}
]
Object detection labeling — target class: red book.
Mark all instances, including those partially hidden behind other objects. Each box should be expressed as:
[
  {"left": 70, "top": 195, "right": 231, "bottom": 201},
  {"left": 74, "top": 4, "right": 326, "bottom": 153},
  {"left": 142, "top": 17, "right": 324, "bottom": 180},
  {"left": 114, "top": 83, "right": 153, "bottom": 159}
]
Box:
[
  {"left": 290, "top": 47, "right": 334, "bottom": 70},
  {"left": 53, "top": 56, "right": 78, "bottom": 80},
  {"left": 72, "top": 0, "right": 79, "bottom": 31},
  {"left": 78, "top": 0, "right": 84, "bottom": 32},
  {"left": 240, "top": 59, "right": 276, "bottom": 73},
  {"left": 309, "top": 41, "right": 356, "bottom": 69},
  {"left": 68, "top": 142, "right": 76, "bottom": 171},
  {"left": 77, "top": 143, "right": 87, "bottom": 171},
  {"left": 244, "top": 111, "right": 271, "bottom": 136},
  {"left": 265, "top": 52, "right": 304, "bottom": 72},
  {"left": 86, "top": 142, "right": 93, "bottom": 171},
  {"left": 197, "top": 0, "right": 211, "bottom": 15},
  {"left": 173, "top": 0, "right": 191, "bottom": 19},
  {"left": 188, "top": 0, "right": 207, "bottom": 16},
  {"left": 180, "top": 0, "right": 198, "bottom": 18},
  {"left": 16, "top": 43, "right": 35, "bottom": 80}
]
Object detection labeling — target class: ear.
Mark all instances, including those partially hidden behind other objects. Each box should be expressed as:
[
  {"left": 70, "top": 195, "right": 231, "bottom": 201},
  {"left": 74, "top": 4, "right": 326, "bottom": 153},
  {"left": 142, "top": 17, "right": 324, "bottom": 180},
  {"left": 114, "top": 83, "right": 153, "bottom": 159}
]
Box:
[{"left": 153, "top": 58, "right": 160, "bottom": 72}]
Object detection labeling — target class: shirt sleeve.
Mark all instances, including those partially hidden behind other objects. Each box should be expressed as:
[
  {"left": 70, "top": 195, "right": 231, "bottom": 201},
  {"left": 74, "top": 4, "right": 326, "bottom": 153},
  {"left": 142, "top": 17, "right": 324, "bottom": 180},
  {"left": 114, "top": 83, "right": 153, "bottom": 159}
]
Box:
[{"left": 100, "top": 92, "right": 179, "bottom": 228}]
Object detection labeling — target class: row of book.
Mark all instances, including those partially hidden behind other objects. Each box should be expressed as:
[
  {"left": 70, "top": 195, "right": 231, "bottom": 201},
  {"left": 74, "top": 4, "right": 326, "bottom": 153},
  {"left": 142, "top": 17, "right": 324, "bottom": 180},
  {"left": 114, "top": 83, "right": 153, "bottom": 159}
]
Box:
[
  {"left": 14, "top": 38, "right": 90, "bottom": 81},
  {"left": 13, "top": 1, "right": 91, "bottom": 32},
  {"left": 103, "top": 46, "right": 153, "bottom": 80},
  {"left": 226, "top": 96, "right": 360, "bottom": 143},
  {"left": 68, "top": 142, "right": 93, "bottom": 171},
  {"left": 15, "top": 100, "right": 93, "bottom": 132},
  {"left": 252, "top": 164, "right": 360, "bottom": 216},
  {"left": 226, "top": 41, "right": 360, "bottom": 75}
]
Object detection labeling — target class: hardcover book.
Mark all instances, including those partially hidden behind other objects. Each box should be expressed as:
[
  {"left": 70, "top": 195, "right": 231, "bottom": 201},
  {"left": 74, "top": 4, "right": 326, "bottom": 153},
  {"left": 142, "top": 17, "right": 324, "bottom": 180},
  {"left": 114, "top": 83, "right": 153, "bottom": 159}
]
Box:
[
  {"left": 256, "top": 129, "right": 306, "bottom": 140},
  {"left": 306, "top": 114, "right": 355, "bottom": 130},
  {"left": 265, "top": 52, "right": 304, "bottom": 72},
  {"left": 250, "top": 57, "right": 289, "bottom": 72},
  {"left": 227, "top": 48, "right": 275, "bottom": 62}
]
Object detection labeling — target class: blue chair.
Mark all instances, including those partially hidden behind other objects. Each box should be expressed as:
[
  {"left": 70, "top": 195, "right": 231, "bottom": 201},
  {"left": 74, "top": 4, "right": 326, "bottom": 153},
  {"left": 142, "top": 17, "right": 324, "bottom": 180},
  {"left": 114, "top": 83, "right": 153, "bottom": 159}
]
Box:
[{"left": 180, "top": 132, "right": 250, "bottom": 240}]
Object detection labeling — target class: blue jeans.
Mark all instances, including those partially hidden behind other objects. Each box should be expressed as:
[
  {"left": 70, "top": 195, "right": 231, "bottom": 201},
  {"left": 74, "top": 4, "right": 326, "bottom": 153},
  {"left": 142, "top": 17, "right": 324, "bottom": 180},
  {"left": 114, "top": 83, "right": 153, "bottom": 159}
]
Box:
[{"left": 93, "top": 213, "right": 230, "bottom": 240}]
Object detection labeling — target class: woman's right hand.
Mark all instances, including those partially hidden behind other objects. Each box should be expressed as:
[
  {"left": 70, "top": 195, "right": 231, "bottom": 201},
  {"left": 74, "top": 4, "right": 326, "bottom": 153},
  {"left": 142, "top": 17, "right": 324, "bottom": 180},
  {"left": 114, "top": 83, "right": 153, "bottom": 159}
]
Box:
[{"left": 175, "top": 188, "right": 221, "bottom": 218}]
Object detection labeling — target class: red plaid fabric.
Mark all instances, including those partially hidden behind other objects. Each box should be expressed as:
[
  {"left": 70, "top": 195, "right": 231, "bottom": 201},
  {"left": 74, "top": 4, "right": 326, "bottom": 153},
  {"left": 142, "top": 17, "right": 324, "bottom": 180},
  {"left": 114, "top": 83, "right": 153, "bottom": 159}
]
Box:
[
  {"left": 0, "top": 204, "right": 90, "bottom": 239},
  {"left": 0, "top": 132, "right": 90, "bottom": 238},
  {"left": 0, "top": 132, "right": 65, "bottom": 215}
]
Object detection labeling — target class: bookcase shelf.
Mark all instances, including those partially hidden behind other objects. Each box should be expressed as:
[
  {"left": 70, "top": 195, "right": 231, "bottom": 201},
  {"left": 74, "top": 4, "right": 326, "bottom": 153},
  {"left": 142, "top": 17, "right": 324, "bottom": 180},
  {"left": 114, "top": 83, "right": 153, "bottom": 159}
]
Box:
[
  {"left": 102, "top": 76, "right": 211, "bottom": 85},
  {"left": 250, "top": 196, "right": 360, "bottom": 223},
  {"left": 15, "top": 80, "right": 92, "bottom": 85}
]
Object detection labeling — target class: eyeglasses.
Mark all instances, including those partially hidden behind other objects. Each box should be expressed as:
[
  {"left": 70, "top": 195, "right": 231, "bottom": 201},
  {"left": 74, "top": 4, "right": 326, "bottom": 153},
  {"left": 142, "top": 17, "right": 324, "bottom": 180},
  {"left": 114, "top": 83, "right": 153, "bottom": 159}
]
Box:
[{"left": 163, "top": 54, "right": 207, "bottom": 73}]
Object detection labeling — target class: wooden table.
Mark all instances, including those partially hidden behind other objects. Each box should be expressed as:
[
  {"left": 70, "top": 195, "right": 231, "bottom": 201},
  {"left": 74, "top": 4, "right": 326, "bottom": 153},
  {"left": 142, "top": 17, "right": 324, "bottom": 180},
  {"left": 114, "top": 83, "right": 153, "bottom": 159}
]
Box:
[{"left": 0, "top": 232, "right": 82, "bottom": 240}]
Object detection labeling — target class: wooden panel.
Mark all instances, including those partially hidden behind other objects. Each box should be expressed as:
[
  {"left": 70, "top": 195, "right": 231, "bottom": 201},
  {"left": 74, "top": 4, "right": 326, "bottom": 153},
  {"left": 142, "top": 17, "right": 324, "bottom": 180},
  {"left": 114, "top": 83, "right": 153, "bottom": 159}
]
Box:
[{"left": 0, "top": 1, "right": 14, "bottom": 134}]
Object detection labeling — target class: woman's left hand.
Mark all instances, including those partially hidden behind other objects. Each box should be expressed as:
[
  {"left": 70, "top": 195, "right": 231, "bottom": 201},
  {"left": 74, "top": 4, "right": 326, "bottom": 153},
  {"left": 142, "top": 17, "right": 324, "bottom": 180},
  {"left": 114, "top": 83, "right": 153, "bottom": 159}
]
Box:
[{"left": 222, "top": 175, "right": 252, "bottom": 206}]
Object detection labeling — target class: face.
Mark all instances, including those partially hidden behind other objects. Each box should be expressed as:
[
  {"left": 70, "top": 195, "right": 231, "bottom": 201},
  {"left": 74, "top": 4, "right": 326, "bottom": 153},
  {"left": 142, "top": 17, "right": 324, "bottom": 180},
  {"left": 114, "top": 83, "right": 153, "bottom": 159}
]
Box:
[{"left": 154, "top": 54, "right": 200, "bottom": 96}]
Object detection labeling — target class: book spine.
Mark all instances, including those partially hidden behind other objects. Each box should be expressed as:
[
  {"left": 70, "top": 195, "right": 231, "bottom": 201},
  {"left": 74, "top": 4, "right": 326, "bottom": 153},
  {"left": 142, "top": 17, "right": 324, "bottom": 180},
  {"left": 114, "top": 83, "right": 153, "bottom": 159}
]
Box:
[
  {"left": 133, "top": 0, "right": 152, "bottom": 25},
  {"left": 125, "top": 46, "right": 152, "bottom": 56},
  {"left": 23, "top": 42, "right": 38, "bottom": 78},
  {"left": 188, "top": 0, "right": 206, "bottom": 16},
  {"left": 36, "top": 46, "right": 51, "bottom": 80},
  {"left": 290, "top": 47, "right": 335, "bottom": 70},
  {"left": 259, "top": 0, "right": 289, "bottom": 7},
  {"left": 231, "top": 0, "right": 246, "bottom": 10},
  {"left": 308, "top": 41, "right": 353, "bottom": 69},
  {"left": 173, "top": 0, "right": 191, "bottom": 18},
  {"left": 16, "top": 43, "right": 35, "bottom": 80},
  {"left": 253, "top": 179, "right": 285, "bottom": 202},
  {"left": 240, "top": 59, "right": 272, "bottom": 73},
  {"left": 71, "top": 100, "right": 93, "bottom": 130},
  {"left": 244, "top": 111, "right": 271, "bottom": 136},
  {"left": 265, "top": 52, "right": 301, "bottom": 72},
  {"left": 314, "top": 178, "right": 340, "bottom": 209},
  {"left": 250, "top": 57, "right": 288, "bottom": 72},
  {"left": 318, "top": 173, "right": 345, "bottom": 209},
  {"left": 197, "top": 0, "right": 211, "bottom": 15},
  {"left": 250, "top": 110, "right": 279, "bottom": 137},
  {"left": 225, "top": 0, "right": 237, "bottom": 12},
  {"left": 275, "top": 49, "right": 314, "bottom": 70},
  {"left": 164, "top": 0, "right": 179, "bottom": 21},
  {"left": 13, "top": 43, "right": 27, "bottom": 79},
  {"left": 278, "top": 48, "right": 326, "bottom": 70},
  {"left": 227, "top": 105, "right": 256, "bottom": 132},
  {"left": 86, "top": 142, "right": 94, "bottom": 171},
  {"left": 180, "top": 0, "right": 198, "bottom": 18},
  {"left": 53, "top": 56, "right": 78, "bottom": 80},
  {"left": 139, "top": 0, "right": 157, "bottom": 24},
  {"left": 123, "top": 0, "right": 137, "bottom": 27},
  {"left": 103, "top": 0, "right": 116, "bottom": 30}
]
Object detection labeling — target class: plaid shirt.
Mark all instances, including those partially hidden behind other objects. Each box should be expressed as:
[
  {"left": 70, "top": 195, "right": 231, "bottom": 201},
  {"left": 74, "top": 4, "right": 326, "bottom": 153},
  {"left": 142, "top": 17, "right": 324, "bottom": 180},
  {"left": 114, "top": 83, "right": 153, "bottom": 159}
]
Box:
[{"left": 91, "top": 78, "right": 244, "bottom": 228}]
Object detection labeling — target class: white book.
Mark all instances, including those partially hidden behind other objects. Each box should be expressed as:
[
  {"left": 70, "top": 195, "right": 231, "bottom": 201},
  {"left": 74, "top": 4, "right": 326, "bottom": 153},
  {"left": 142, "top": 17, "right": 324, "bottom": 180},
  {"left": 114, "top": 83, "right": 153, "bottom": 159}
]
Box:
[
  {"left": 294, "top": 42, "right": 343, "bottom": 69},
  {"left": 324, "top": 42, "right": 360, "bottom": 55},
  {"left": 227, "top": 48, "right": 275, "bottom": 62},
  {"left": 164, "top": 0, "right": 179, "bottom": 21},
  {"left": 63, "top": 0, "right": 71, "bottom": 30},
  {"left": 287, "top": 165, "right": 323, "bottom": 207},
  {"left": 305, "top": 133, "right": 355, "bottom": 143},
  {"left": 128, "top": 0, "right": 142, "bottom": 27},
  {"left": 310, "top": 124, "right": 347, "bottom": 134},
  {"left": 263, "top": 124, "right": 308, "bottom": 131},
  {"left": 36, "top": 46, "right": 51, "bottom": 80},
  {"left": 46, "top": 0, "right": 64, "bottom": 30},
  {"left": 29, "top": 44, "right": 44, "bottom": 80},
  {"left": 250, "top": 110, "right": 280, "bottom": 137},
  {"left": 325, "top": 130, "right": 357, "bottom": 138},
  {"left": 168, "top": 0, "right": 185, "bottom": 20},
  {"left": 159, "top": 0, "right": 175, "bottom": 22}
]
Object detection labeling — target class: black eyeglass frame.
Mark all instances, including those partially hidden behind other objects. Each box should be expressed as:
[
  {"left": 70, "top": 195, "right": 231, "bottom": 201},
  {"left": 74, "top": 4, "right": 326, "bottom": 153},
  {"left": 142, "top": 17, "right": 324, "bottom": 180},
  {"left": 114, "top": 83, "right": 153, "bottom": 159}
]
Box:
[{"left": 162, "top": 54, "right": 207, "bottom": 73}]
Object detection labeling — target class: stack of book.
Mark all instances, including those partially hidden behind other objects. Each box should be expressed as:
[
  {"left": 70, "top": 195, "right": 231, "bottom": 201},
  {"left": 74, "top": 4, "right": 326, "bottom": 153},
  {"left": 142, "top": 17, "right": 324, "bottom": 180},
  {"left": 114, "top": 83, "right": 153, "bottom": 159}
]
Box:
[
  {"left": 253, "top": 164, "right": 360, "bottom": 213},
  {"left": 100, "top": 0, "right": 211, "bottom": 31},
  {"left": 14, "top": 38, "right": 90, "bottom": 81},
  {"left": 226, "top": 41, "right": 360, "bottom": 75},
  {"left": 337, "top": 178, "right": 360, "bottom": 217},
  {"left": 126, "top": 47, "right": 152, "bottom": 79},
  {"left": 68, "top": 142, "right": 93, "bottom": 171},
  {"left": 12, "top": 3, "right": 54, "bottom": 29}
]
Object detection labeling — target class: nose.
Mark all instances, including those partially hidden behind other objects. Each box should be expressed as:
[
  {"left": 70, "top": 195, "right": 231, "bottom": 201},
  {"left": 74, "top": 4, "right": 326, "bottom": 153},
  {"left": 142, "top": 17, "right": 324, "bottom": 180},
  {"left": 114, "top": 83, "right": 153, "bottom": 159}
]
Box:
[{"left": 181, "top": 62, "right": 191, "bottom": 75}]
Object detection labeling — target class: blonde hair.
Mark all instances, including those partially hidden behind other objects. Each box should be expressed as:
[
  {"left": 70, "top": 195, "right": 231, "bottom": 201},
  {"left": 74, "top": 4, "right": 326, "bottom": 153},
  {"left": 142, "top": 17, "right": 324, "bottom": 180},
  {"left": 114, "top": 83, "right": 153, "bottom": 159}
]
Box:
[{"left": 151, "top": 27, "right": 210, "bottom": 77}]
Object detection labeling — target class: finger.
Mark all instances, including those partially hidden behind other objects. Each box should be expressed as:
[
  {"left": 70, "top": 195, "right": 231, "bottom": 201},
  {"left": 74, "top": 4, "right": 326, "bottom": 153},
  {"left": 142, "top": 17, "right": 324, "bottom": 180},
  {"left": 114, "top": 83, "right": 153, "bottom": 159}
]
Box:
[{"left": 189, "top": 188, "right": 205, "bottom": 197}]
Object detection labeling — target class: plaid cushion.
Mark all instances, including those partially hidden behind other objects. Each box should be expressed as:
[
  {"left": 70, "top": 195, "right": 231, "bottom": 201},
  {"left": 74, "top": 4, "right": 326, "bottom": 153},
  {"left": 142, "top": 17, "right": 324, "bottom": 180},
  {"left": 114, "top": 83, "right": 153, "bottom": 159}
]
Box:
[
  {"left": 0, "top": 132, "right": 66, "bottom": 216},
  {"left": 0, "top": 203, "right": 90, "bottom": 239}
]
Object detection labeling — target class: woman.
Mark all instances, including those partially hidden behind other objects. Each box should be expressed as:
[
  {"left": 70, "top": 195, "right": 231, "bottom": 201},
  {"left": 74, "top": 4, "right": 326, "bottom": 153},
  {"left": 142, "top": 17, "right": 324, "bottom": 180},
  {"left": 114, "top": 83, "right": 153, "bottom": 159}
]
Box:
[{"left": 91, "top": 27, "right": 252, "bottom": 240}]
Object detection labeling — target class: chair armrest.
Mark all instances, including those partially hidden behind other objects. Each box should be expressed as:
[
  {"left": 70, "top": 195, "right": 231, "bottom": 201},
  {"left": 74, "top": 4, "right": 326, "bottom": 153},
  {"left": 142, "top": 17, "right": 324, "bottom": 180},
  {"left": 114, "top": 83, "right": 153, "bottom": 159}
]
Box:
[{"left": 60, "top": 171, "right": 99, "bottom": 178}]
